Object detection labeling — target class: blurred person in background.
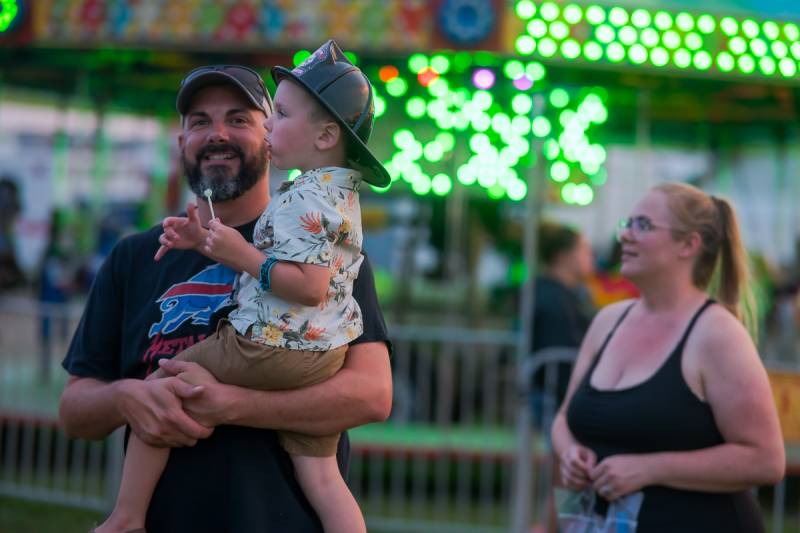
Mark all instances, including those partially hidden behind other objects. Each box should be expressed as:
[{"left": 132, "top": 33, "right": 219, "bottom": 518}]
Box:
[
  {"left": 529, "top": 221, "right": 595, "bottom": 428},
  {"left": 552, "top": 182, "right": 784, "bottom": 532},
  {"left": 59, "top": 64, "right": 392, "bottom": 533},
  {"left": 0, "top": 176, "right": 25, "bottom": 289}
]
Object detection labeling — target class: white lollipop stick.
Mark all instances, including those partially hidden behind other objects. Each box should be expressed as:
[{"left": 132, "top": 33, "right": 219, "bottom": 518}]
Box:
[{"left": 203, "top": 188, "right": 216, "bottom": 220}]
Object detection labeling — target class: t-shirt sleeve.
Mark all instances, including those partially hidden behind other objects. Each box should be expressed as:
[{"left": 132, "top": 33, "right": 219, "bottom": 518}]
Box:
[
  {"left": 61, "top": 240, "right": 127, "bottom": 381},
  {"left": 270, "top": 186, "right": 344, "bottom": 267},
  {"left": 350, "top": 253, "right": 391, "bottom": 353}
]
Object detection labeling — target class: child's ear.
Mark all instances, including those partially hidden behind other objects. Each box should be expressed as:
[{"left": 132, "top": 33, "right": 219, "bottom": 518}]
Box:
[{"left": 315, "top": 121, "right": 342, "bottom": 151}]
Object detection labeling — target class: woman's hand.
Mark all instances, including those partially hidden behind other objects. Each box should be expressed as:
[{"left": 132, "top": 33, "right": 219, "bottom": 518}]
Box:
[
  {"left": 591, "top": 454, "right": 653, "bottom": 501},
  {"left": 559, "top": 444, "right": 598, "bottom": 490}
]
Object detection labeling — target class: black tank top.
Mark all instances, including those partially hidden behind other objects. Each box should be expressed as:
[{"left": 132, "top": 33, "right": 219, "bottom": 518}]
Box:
[{"left": 566, "top": 299, "right": 764, "bottom": 532}]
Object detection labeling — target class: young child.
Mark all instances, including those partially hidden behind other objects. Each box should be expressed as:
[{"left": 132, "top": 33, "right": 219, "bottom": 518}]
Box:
[{"left": 95, "top": 40, "right": 390, "bottom": 533}]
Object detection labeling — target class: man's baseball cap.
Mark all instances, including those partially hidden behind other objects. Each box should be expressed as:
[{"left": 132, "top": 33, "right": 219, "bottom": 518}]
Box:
[{"left": 176, "top": 65, "right": 274, "bottom": 117}]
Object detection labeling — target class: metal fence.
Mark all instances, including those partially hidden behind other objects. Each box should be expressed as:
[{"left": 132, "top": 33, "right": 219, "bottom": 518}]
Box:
[{"left": 0, "top": 297, "right": 796, "bottom": 532}]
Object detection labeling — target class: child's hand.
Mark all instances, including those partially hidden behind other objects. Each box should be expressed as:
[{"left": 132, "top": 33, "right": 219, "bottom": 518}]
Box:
[
  {"left": 155, "top": 203, "right": 207, "bottom": 261},
  {"left": 203, "top": 218, "right": 251, "bottom": 267}
]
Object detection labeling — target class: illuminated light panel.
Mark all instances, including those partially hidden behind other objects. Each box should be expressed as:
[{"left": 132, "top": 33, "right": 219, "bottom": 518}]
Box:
[
  {"left": 472, "top": 68, "right": 496, "bottom": 89},
  {"left": 586, "top": 5, "right": 606, "bottom": 25},
  {"left": 779, "top": 57, "right": 797, "bottom": 77},
  {"left": 526, "top": 61, "right": 547, "bottom": 80},
  {"left": 693, "top": 50, "right": 712, "bottom": 70},
  {"left": 408, "top": 54, "right": 428, "bottom": 73},
  {"left": 431, "top": 174, "right": 453, "bottom": 196},
  {"left": 651, "top": 47, "right": 669, "bottom": 66},
  {"left": 608, "top": 7, "right": 629, "bottom": 26},
  {"left": 386, "top": 77, "right": 408, "bottom": 96},
  {"left": 532, "top": 116, "right": 552, "bottom": 137},
  {"left": 564, "top": 4, "right": 583, "bottom": 24},
  {"left": 430, "top": 55, "right": 451, "bottom": 74},
  {"left": 293, "top": 50, "right": 311, "bottom": 66},
  {"left": 654, "top": 11, "right": 673, "bottom": 31},
  {"left": 0, "top": 0, "right": 18, "bottom": 33},
  {"left": 729, "top": 37, "right": 747, "bottom": 55},
  {"left": 619, "top": 26, "right": 638, "bottom": 46},
  {"left": 785, "top": 23, "right": 800, "bottom": 41},
  {"left": 596, "top": 24, "right": 615, "bottom": 44},
  {"left": 504, "top": 60, "right": 525, "bottom": 79},
  {"left": 742, "top": 19, "right": 760, "bottom": 39},
  {"left": 750, "top": 38, "right": 768, "bottom": 57},
  {"left": 641, "top": 28, "right": 659, "bottom": 48},
  {"left": 549, "top": 88, "right": 570, "bottom": 108},
  {"left": 606, "top": 42, "right": 626, "bottom": 62},
  {"left": 512, "top": 93, "right": 533, "bottom": 114},
  {"left": 562, "top": 39, "right": 581, "bottom": 59},
  {"left": 663, "top": 30, "right": 681, "bottom": 50},
  {"left": 631, "top": 9, "right": 651, "bottom": 28},
  {"left": 528, "top": 19, "right": 547, "bottom": 38},
  {"left": 516, "top": 0, "right": 536, "bottom": 19},
  {"left": 697, "top": 14, "right": 716, "bottom": 34},
  {"left": 759, "top": 56, "right": 776, "bottom": 75},
  {"left": 685, "top": 32, "right": 702, "bottom": 51},
  {"left": 516, "top": 35, "right": 537, "bottom": 55},
  {"left": 550, "top": 161, "right": 570, "bottom": 182},
  {"left": 676, "top": 12, "right": 695, "bottom": 32},
  {"left": 584, "top": 42, "right": 603, "bottom": 61},
  {"left": 674, "top": 48, "right": 692, "bottom": 68},
  {"left": 540, "top": 1, "right": 560, "bottom": 21},
  {"left": 539, "top": 37, "right": 558, "bottom": 57},
  {"left": 717, "top": 51, "right": 735, "bottom": 71},
  {"left": 375, "top": 95, "right": 386, "bottom": 117},
  {"left": 417, "top": 67, "right": 438, "bottom": 87},
  {"left": 550, "top": 20, "right": 569, "bottom": 40},
  {"left": 738, "top": 54, "right": 756, "bottom": 73}
]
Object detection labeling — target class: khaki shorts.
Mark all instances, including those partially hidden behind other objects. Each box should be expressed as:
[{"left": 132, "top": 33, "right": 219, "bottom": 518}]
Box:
[{"left": 175, "top": 320, "right": 347, "bottom": 457}]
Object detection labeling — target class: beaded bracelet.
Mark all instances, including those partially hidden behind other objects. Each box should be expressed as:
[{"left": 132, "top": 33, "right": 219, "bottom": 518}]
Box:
[{"left": 259, "top": 257, "right": 278, "bottom": 292}]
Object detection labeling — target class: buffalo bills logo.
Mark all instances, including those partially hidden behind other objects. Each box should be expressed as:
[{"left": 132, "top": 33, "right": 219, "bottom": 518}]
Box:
[{"left": 148, "top": 265, "right": 235, "bottom": 338}]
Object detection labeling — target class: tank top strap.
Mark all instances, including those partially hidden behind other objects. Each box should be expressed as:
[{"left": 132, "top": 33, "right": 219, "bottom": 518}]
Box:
[
  {"left": 587, "top": 301, "right": 636, "bottom": 374},
  {"left": 673, "top": 298, "right": 716, "bottom": 353}
]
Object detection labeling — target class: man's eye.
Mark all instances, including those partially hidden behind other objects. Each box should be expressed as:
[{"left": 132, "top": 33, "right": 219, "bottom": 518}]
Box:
[{"left": 191, "top": 119, "right": 208, "bottom": 127}]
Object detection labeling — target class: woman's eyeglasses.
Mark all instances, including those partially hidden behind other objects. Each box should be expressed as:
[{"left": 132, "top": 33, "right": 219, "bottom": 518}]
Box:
[{"left": 616, "top": 216, "right": 684, "bottom": 242}]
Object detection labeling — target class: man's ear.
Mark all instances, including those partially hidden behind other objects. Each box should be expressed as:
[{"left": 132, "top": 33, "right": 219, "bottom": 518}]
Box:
[
  {"left": 178, "top": 132, "right": 185, "bottom": 151},
  {"left": 315, "top": 121, "right": 342, "bottom": 152}
]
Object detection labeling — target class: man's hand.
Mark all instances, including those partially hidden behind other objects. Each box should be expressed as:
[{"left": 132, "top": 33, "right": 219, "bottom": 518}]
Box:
[
  {"left": 155, "top": 203, "right": 207, "bottom": 261},
  {"left": 158, "top": 358, "right": 237, "bottom": 428},
  {"left": 118, "top": 376, "right": 212, "bottom": 447}
]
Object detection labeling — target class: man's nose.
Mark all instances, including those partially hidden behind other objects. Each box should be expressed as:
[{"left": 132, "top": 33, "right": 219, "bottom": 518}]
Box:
[{"left": 206, "top": 122, "right": 230, "bottom": 143}]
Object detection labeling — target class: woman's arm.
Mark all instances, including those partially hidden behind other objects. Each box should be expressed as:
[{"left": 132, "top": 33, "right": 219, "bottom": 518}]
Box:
[
  {"left": 552, "top": 300, "right": 635, "bottom": 489},
  {"left": 593, "top": 307, "right": 785, "bottom": 499}
]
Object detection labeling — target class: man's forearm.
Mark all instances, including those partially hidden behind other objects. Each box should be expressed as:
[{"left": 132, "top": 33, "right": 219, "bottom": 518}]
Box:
[
  {"left": 59, "top": 376, "right": 129, "bottom": 439},
  {"left": 225, "top": 341, "right": 392, "bottom": 435}
]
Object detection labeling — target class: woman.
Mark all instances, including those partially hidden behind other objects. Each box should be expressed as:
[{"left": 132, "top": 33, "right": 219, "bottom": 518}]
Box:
[{"left": 551, "top": 183, "right": 784, "bottom": 532}]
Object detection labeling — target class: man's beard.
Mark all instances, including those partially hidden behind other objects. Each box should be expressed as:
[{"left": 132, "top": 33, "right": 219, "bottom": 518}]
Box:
[{"left": 182, "top": 142, "right": 268, "bottom": 202}]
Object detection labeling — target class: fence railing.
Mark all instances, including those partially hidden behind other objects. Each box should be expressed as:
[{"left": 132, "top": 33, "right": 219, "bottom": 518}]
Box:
[{"left": 0, "top": 297, "right": 795, "bottom": 532}]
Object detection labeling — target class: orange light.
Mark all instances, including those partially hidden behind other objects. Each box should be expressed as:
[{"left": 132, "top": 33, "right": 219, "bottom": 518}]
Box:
[
  {"left": 417, "top": 67, "right": 439, "bottom": 87},
  {"left": 379, "top": 65, "right": 399, "bottom": 83}
]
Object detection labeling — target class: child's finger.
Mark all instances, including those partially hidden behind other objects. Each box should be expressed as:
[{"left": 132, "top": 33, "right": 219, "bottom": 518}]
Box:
[
  {"left": 154, "top": 244, "right": 170, "bottom": 261},
  {"left": 187, "top": 203, "right": 200, "bottom": 225}
]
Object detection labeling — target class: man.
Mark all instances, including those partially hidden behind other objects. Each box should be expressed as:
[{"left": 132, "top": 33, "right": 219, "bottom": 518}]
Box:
[{"left": 59, "top": 65, "right": 392, "bottom": 532}]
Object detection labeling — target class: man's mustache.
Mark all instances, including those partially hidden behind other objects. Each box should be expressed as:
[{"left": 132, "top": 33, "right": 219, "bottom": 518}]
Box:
[{"left": 196, "top": 143, "right": 245, "bottom": 161}]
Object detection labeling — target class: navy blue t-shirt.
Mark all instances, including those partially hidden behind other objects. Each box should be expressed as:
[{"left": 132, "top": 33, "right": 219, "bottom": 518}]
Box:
[{"left": 62, "top": 218, "right": 390, "bottom": 533}]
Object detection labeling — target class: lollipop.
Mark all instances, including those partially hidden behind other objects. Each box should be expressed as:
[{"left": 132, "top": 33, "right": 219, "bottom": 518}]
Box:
[{"left": 203, "top": 188, "right": 216, "bottom": 220}]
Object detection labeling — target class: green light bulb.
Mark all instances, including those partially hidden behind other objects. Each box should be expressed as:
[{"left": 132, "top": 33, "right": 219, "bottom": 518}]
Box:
[
  {"left": 551, "top": 161, "right": 570, "bottom": 182},
  {"left": 549, "top": 88, "right": 570, "bottom": 108},
  {"left": 729, "top": 36, "right": 747, "bottom": 55},
  {"left": 606, "top": 42, "right": 626, "bottom": 62},
  {"left": 424, "top": 141, "right": 445, "bottom": 162},
  {"left": 676, "top": 12, "right": 695, "bottom": 32},
  {"left": 619, "top": 26, "right": 638, "bottom": 46},
  {"left": 651, "top": 47, "right": 669, "bottom": 67},
  {"left": 750, "top": 38, "right": 767, "bottom": 58},
  {"left": 532, "top": 116, "right": 552, "bottom": 137},
  {"left": 412, "top": 175, "right": 432, "bottom": 195},
  {"left": 561, "top": 183, "right": 577, "bottom": 204},
  {"left": 430, "top": 54, "right": 451, "bottom": 74},
  {"left": 720, "top": 17, "right": 738, "bottom": 36},
  {"left": 473, "top": 90, "right": 494, "bottom": 110},
  {"left": 386, "top": 77, "right": 408, "bottom": 97},
  {"left": 426, "top": 99, "right": 447, "bottom": 119},
  {"left": 526, "top": 61, "right": 547, "bottom": 80},
  {"left": 457, "top": 164, "right": 476, "bottom": 185},
  {"left": 629, "top": 44, "right": 648, "bottom": 64},
  {"left": 550, "top": 21, "right": 569, "bottom": 40},
  {"left": 685, "top": 32, "right": 702, "bottom": 51},
  {"left": 504, "top": 60, "right": 525, "bottom": 79},
  {"left": 716, "top": 51, "right": 735, "bottom": 71},
  {"left": 487, "top": 184, "right": 505, "bottom": 200},
  {"left": 491, "top": 113, "right": 512, "bottom": 135},
  {"left": 437, "top": 132, "right": 455, "bottom": 151},
  {"left": 738, "top": 54, "right": 755, "bottom": 73},
  {"left": 562, "top": 39, "right": 581, "bottom": 59},
  {"left": 674, "top": 49, "right": 691, "bottom": 68},
  {"left": 779, "top": 58, "right": 797, "bottom": 77},
  {"left": 663, "top": 30, "right": 681, "bottom": 50},
  {"left": 515, "top": 0, "right": 536, "bottom": 20},
  {"left": 511, "top": 115, "right": 532, "bottom": 135},
  {"left": 375, "top": 95, "right": 386, "bottom": 117},
  {"left": 596, "top": 24, "right": 615, "bottom": 44},
  {"left": 762, "top": 21, "right": 780, "bottom": 40},
  {"left": 544, "top": 139, "right": 560, "bottom": 160},
  {"left": 539, "top": 38, "right": 558, "bottom": 57},
  {"left": 564, "top": 4, "right": 583, "bottom": 24},
  {"left": 393, "top": 129, "right": 415, "bottom": 149},
  {"left": 641, "top": 28, "right": 659, "bottom": 48},
  {"left": 453, "top": 51, "right": 472, "bottom": 71},
  {"left": 540, "top": 2, "right": 560, "bottom": 21},
  {"left": 697, "top": 14, "right": 716, "bottom": 34},
  {"left": 742, "top": 19, "right": 759, "bottom": 39},
  {"left": 428, "top": 78, "right": 449, "bottom": 97},
  {"left": 408, "top": 54, "right": 428, "bottom": 74},
  {"left": 516, "top": 35, "right": 537, "bottom": 55},
  {"left": 631, "top": 9, "right": 651, "bottom": 28},
  {"left": 584, "top": 41, "right": 604, "bottom": 61},
  {"left": 654, "top": 11, "right": 673, "bottom": 31},
  {"left": 608, "top": 7, "right": 629, "bottom": 27},
  {"left": 512, "top": 93, "right": 533, "bottom": 115},
  {"left": 759, "top": 56, "right": 776, "bottom": 75},
  {"left": 293, "top": 50, "right": 311, "bottom": 66},
  {"left": 528, "top": 19, "right": 547, "bottom": 38},
  {"left": 507, "top": 179, "right": 528, "bottom": 201},
  {"left": 785, "top": 23, "right": 800, "bottom": 42},
  {"left": 693, "top": 51, "right": 712, "bottom": 70},
  {"left": 478, "top": 171, "right": 498, "bottom": 189},
  {"left": 772, "top": 41, "right": 788, "bottom": 58},
  {"left": 406, "top": 97, "right": 426, "bottom": 118},
  {"left": 792, "top": 42, "right": 800, "bottom": 60},
  {"left": 472, "top": 113, "right": 491, "bottom": 132},
  {"left": 574, "top": 184, "right": 595, "bottom": 206},
  {"left": 431, "top": 174, "right": 452, "bottom": 196},
  {"left": 586, "top": 5, "right": 606, "bottom": 25}
]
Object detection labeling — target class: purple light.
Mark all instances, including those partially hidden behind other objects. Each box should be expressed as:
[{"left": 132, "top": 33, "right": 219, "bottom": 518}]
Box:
[
  {"left": 472, "top": 68, "right": 496, "bottom": 90},
  {"left": 513, "top": 75, "right": 533, "bottom": 91}
]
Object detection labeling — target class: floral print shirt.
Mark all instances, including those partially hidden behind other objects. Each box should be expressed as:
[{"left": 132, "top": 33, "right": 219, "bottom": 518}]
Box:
[{"left": 228, "top": 167, "right": 364, "bottom": 351}]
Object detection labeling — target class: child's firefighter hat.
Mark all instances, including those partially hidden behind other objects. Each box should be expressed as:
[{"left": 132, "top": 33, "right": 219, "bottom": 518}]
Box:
[{"left": 271, "top": 40, "right": 390, "bottom": 188}]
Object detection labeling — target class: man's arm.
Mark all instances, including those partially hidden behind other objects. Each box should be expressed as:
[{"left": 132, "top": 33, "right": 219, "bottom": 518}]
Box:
[
  {"left": 59, "top": 374, "right": 213, "bottom": 447},
  {"left": 158, "top": 340, "right": 392, "bottom": 435}
]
